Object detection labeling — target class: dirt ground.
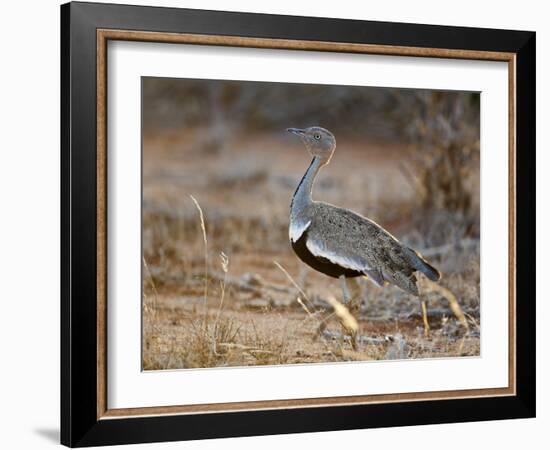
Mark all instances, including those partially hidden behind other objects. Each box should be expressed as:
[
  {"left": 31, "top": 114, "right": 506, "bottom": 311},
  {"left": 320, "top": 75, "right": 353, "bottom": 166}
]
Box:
[{"left": 142, "top": 128, "right": 480, "bottom": 370}]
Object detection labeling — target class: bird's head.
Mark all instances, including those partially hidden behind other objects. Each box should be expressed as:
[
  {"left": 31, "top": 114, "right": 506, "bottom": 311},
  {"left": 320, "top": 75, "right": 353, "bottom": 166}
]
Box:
[{"left": 287, "top": 126, "right": 336, "bottom": 163}]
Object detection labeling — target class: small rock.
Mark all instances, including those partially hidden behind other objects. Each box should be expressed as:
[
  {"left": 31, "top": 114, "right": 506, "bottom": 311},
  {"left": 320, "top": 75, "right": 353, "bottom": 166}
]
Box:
[
  {"left": 244, "top": 298, "right": 272, "bottom": 310},
  {"left": 385, "top": 334, "right": 409, "bottom": 360},
  {"left": 242, "top": 272, "right": 264, "bottom": 286}
]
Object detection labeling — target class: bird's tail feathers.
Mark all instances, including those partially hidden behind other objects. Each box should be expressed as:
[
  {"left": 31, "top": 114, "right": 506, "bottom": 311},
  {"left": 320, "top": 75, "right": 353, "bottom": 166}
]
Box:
[
  {"left": 418, "top": 259, "right": 441, "bottom": 282},
  {"left": 406, "top": 248, "right": 441, "bottom": 282}
]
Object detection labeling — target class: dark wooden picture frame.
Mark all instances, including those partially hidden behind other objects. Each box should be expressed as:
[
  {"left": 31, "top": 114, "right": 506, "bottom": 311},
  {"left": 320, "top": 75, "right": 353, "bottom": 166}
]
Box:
[{"left": 61, "top": 1, "right": 535, "bottom": 447}]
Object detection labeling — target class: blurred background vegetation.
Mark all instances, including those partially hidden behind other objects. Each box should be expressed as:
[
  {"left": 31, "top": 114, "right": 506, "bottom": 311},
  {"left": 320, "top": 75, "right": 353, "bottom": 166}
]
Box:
[
  {"left": 143, "top": 78, "right": 480, "bottom": 233},
  {"left": 142, "top": 77, "right": 480, "bottom": 370}
]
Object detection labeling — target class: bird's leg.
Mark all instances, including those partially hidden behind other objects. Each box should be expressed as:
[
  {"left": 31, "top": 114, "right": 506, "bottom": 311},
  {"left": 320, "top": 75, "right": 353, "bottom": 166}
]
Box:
[
  {"left": 339, "top": 275, "right": 351, "bottom": 305},
  {"left": 421, "top": 299, "right": 430, "bottom": 338},
  {"left": 338, "top": 275, "right": 358, "bottom": 350}
]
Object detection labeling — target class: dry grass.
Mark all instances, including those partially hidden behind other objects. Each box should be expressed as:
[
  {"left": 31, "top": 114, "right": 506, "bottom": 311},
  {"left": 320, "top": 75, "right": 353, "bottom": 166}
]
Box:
[{"left": 142, "top": 130, "right": 480, "bottom": 370}]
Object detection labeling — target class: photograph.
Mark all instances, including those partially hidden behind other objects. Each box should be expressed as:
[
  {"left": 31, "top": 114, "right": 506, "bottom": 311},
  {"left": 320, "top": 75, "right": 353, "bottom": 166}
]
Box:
[{"left": 141, "top": 77, "right": 481, "bottom": 370}]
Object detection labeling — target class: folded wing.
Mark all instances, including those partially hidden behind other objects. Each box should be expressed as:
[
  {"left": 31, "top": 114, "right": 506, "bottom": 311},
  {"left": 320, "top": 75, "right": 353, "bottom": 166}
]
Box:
[{"left": 305, "top": 202, "right": 439, "bottom": 296}]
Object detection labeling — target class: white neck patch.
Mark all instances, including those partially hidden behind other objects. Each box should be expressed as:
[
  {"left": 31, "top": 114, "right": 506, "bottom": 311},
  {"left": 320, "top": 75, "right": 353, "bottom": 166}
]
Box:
[{"left": 289, "top": 219, "right": 311, "bottom": 243}]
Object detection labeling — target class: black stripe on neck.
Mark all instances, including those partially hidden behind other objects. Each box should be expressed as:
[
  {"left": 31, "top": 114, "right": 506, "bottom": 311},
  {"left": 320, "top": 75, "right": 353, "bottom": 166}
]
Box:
[{"left": 290, "top": 157, "right": 317, "bottom": 210}]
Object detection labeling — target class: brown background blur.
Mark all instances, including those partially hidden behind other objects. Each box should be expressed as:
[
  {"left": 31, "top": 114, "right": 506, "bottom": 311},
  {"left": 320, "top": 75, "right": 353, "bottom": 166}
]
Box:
[{"left": 142, "top": 77, "right": 480, "bottom": 370}]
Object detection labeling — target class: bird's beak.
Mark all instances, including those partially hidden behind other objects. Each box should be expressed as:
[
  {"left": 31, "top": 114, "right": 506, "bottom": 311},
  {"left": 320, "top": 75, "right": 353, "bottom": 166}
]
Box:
[{"left": 286, "top": 128, "right": 305, "bottom": 136}]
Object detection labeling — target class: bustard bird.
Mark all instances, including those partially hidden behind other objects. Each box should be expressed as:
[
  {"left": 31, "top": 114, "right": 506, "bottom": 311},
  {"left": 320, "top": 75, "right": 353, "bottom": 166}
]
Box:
[{"left": 287, "top": 126, "right": 440, "bottom": 304}]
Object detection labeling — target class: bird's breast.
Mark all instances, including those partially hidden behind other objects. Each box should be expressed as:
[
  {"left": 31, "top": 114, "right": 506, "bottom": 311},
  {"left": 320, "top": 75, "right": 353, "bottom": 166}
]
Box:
[{"left": 289, "top": 218, "right": 311, "bottom": 243}]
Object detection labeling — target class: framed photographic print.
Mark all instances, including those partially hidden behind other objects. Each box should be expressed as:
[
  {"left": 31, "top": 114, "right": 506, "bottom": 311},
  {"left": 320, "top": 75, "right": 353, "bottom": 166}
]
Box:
[{"left": 61, "top": 1, "right": 536, "bottom": 447}]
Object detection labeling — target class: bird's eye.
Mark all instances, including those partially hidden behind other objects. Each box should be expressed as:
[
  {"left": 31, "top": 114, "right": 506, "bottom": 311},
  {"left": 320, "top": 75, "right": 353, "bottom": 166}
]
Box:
[{"left": 314, "top": 134, "right": 321, "bottom": 140}]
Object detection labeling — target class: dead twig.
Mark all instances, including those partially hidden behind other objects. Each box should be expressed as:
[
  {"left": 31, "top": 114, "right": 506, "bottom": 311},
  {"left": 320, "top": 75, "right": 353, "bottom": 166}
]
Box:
[
  {"left": 421, "top": 279, "right": 470, "bottom": 332},
  {"left": 189, "top": 195, "right": 208, "bottom": 321},
  {"left": 273, "top": 260, "right": 317, "bottom": 316}
]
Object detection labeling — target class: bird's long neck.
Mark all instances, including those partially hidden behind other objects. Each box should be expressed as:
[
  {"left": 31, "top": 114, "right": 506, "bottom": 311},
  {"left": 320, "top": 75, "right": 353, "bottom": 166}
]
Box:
[{"left": 291, "top": 156, "right": 324, "bottom": 217}]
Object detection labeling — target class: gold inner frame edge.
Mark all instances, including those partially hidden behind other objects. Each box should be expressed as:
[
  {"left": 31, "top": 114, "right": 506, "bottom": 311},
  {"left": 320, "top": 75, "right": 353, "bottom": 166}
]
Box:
[{"left": 96, "top": 29, "right": 517, "bottom": 420}]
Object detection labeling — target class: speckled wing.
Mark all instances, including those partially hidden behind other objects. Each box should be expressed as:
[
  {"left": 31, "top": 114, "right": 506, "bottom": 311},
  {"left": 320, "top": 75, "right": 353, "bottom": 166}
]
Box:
[
  {"left": 304, "top": 203, "right": 381, "bottom": 275},
  {"left": 305, "top": 202, "right": 429, "bottom": 296}
]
